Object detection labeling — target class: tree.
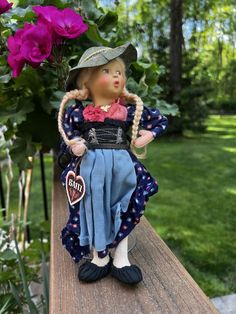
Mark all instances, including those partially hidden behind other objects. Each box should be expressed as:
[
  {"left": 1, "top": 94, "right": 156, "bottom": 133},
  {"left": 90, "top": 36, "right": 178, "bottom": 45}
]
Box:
[{"left": 169, "top": 0, "right": 183, "bottom": 103}]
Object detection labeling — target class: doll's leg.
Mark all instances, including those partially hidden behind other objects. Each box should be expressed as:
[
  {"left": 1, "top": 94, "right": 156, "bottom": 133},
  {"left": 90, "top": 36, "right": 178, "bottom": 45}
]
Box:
[
  {"left": 111, "top": 235, "right": 143, "bottom": 284},
  {"left": 113, "top": 236, "right": 131, "bottom": 268},
  {"left": 91, "top": 247, "right": 110, "bottom": 267}
]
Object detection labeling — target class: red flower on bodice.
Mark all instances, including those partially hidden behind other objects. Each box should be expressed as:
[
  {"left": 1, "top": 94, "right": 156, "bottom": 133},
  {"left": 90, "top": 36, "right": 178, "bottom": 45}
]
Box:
[{"left": 83, "top": 105, "right": 105, "bottom": 122}]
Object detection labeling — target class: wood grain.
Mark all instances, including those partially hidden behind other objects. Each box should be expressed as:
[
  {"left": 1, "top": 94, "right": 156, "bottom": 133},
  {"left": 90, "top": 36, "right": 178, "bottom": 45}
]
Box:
[{"left": 49, "top": 164, "right": 218, "bottom": 314}]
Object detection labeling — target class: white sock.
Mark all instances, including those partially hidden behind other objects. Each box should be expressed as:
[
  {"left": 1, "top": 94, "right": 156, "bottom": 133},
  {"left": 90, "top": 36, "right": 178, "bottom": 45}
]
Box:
[
  {"left": 91, "top": 248, "right": 110, "bottom": 267},
  {"left": 113, "top": 236, "right": 131, "bottom": 268}
]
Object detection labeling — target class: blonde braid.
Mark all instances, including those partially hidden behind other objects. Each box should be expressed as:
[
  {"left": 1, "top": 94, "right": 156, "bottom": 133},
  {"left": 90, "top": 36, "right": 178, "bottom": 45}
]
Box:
[
  {"left": 58, "top": 88, "right": 88, "bottom": 147},
  {"left": 121, "top": 88, "right": 147, "bottom": 159}
]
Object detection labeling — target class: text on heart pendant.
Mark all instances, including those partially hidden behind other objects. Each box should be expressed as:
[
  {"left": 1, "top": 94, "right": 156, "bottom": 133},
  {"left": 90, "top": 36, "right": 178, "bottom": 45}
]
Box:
[{"left": 68, "top": 178, "right": 83, "bottom": 192}]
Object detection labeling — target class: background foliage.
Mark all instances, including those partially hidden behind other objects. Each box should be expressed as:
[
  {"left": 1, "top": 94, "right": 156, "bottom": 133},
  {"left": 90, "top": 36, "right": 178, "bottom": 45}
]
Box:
[{"left": 107, "top": 0, "right": 236, "bottom": 132}]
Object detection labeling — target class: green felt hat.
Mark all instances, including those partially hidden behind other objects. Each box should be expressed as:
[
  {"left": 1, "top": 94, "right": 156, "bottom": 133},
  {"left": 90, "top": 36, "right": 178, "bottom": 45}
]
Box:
[{"left": 65, "top": 42, "right": 137, "bottom": 92}]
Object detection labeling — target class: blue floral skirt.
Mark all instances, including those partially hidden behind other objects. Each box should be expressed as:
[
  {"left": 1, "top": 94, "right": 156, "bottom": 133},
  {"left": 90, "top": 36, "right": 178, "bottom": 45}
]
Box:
[{"left": 60, "top": 149, "right": 158, "bottom": 262}]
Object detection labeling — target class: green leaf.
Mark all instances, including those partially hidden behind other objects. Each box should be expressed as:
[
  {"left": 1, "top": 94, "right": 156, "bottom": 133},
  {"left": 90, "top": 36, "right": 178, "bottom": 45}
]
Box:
[
  {"left": 41, "top": 251, "right": 49, "bottom": 312},
  {"left": 16, "top": 106, "right": 59, "bottom": 149},
  {"left": 0, "top": 74, "right": 11, "bottom": 84},
  {"left": 0, "top": 248, "right": 17, "bottom": 261},
  {"left": 50, "top": 90, "right": 65, "bottom": 110},
  {"left": 80, "top": 0, "right": 104, "bottom": 20},
  {"left": 18, "top": 0, "right": 43, "bottom": 7},
  {"left": 156, "top": 101, "right": 180, "bottom": 116},
  {"left": 0, "top": 270, "right": 16, "bottom": 283},
  {"left": 2, "top": 6, "right": 35, "bottom": 21},
  {"left": 85, "top": 21, "right": 109, "bottom": 45},
  {"left": 14, "top": 66, "right": 43, "bottom": 93},
  {"left": 39, "top": 220, "right": 51, "bottom": 234},
  {"left": 9, "top": 281, "right": 23, "bottom": 311},
  {"left": 134, "top": 61, "right": 152, "bottom": 70},
  {"left": 13, "top": 236, "right": 39, "bottom": 313},
  {"left": 0, "top": 97, "right": 35, "bottom": 125},
  {"left": 10, "top": 137, "right": 36, "bottom": 170},
  {"left": 0, "top": 293, "right": 16, "bottom": 314},
  {"left": 97, "top": 11, "right": 118, "bottom": 32},
  {"left": 126, "top": 77, "right": 148, "bottom": 98}
]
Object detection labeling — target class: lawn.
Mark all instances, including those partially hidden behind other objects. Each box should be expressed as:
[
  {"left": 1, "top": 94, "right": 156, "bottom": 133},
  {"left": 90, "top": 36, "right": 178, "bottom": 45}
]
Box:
[
  {"left": 3, "top": 115, "right": 235, "bottom": 298},
  {"left": 143, "top": 115, "right": 236, "bottom": 297}
]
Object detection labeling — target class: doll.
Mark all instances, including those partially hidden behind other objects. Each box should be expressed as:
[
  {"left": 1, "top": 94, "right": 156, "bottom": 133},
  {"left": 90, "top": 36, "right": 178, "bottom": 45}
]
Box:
[{"left": 57, "top": 42, "right": 168, "bottom": 285}]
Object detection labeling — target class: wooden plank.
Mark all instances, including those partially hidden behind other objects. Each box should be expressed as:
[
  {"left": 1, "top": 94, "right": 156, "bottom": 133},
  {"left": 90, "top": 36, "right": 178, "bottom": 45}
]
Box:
[{"left": 49, "top": 164, "right": 218, "bottom": 314}]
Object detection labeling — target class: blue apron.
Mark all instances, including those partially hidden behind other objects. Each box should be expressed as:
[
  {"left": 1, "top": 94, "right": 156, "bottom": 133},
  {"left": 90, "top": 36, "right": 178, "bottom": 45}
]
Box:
[{"left": 78, "top": 148, "right": 137, "bottom": 252}]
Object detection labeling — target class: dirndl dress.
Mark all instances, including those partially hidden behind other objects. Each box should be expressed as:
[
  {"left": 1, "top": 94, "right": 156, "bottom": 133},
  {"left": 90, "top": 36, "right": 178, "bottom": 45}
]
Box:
[{"left": 59, "top": 99, "right": 168, "bottom": 263}]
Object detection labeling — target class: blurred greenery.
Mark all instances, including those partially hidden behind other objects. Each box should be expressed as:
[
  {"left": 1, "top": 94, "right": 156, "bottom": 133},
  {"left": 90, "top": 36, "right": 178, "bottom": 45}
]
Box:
[
  {"left": 0, "top": 154, "right": 51, "bottom": 312},
  {"left": 144, "top": 114, "right": 236, "bottom": 297},
  {"left": 2, "top": 154, "right": 52, "bottom": 239},
  {"left": 104, "top": 0, "right": 236, "bottom": 133}
]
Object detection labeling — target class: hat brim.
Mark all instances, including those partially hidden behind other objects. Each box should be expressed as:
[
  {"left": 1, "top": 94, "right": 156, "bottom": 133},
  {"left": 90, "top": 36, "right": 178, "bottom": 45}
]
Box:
[{"left": 65, "top": 42, "right": 137, "bottom": 92}]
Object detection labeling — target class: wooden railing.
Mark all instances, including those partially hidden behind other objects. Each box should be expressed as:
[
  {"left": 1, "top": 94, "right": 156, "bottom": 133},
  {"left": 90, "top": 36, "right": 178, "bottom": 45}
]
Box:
[{"left": 49, "top": 164, "right": 218, "bottom": 314}]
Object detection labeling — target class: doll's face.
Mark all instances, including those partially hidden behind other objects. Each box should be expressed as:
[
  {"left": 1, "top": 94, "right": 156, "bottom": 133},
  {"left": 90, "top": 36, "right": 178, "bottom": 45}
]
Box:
[{"left": 87, "top": 59, "right": 126, "bottom": 100}]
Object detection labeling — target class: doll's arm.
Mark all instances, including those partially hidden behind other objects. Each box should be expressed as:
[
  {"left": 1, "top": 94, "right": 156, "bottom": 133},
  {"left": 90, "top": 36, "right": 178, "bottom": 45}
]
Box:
[
  {"left": 140, "top": 105, "right": 168, "bottom": 138},
  {"left": 59, "top": 101, "right": 88, "bottom": 157},
  {"left": 127, "top": 104, "right": 168, "bottom": 148}
]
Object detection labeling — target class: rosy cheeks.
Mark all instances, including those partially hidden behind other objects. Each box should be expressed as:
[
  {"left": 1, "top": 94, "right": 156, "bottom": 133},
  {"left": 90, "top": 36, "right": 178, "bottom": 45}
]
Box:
[{"left": 98, "top": 75, "right": 110, "bottom": 86}]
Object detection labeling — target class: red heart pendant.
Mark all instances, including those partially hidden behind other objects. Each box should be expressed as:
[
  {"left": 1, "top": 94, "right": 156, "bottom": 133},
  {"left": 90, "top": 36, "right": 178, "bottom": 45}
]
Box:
[{"left": 65, "top": 170, "right": 86, "bottom": 206}]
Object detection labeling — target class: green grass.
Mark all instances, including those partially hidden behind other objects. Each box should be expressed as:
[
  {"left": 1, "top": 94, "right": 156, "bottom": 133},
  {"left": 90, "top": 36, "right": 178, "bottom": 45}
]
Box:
[
  {"left": 143, "top": 115, "right": 236, "bottom": 298},
  {"left": 27, "top": 154, "right": 52, "bottom": 239},
  {"left": 2, "top": 115, "right": 235, "bottom": 297}
]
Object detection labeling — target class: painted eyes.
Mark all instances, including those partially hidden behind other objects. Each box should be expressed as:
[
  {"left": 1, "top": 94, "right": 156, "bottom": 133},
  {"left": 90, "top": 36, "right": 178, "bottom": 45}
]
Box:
[
  {"left": 101, "top": 69, "right": 121, "bottom": 75},
  {"left": 102, "top": 69, "right": 109, "bottom": 74}
]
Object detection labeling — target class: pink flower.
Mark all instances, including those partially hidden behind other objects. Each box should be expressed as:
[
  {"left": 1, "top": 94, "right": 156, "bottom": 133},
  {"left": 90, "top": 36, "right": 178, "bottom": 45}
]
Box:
[
  {"left": 83, "top": 105, "right": 106, "bottom": 122},
  {"left": 7, "top": 23, "right": 52, "bottom": 77},
  {"left": 33, "top": 5, "right": 62, "bottom": 45},
  {"left": 6, "top": 6, "right": 88, "bottom": 77},
  {"left": 7, "top": 54, "right": 25, "bottom": 77},
  {"left": 7, "top": 24, "right": 32, "bottom": 77},
  {"left": 20, "top": 24, "right": 52, "bottom": 64},
  {"left": 52, "top": 8, "right": 88, "bottom": 39},
  {"left": 32, "top": 5, "right": 59, "bottom": 24},
  {"left": 0, "top": 0, "right": 13, "bottom": 15},
  {"left": 32, "top": 6, "right": 88, "bottom": 40}
]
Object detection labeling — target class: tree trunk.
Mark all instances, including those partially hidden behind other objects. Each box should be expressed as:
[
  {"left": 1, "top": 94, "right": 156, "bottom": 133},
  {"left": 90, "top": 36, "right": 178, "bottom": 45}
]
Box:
[{"left": 169, "top": 0, "right": 183, "bottom": 102}]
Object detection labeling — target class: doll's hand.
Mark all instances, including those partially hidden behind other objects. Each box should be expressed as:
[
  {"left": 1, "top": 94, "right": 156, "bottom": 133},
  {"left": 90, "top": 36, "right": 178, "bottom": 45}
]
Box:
[
  {"left": 133, "top": 130, "right": 154, "bottom": 148},
  {"left": 70, "top": 139, "right": 88, "bottom": 157}
]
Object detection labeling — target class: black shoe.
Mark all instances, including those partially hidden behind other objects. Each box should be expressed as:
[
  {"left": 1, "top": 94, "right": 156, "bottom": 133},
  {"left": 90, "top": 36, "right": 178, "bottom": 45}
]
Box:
[
  {"left": 111, "top": 263, "right": 143, "bottom": 284},
  {"left": 78, "top": 252, "right": 113, "bottom": 282}
]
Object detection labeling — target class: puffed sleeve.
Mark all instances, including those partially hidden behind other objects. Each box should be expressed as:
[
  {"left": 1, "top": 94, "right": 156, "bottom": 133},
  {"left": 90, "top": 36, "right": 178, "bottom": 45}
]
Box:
[
  {"left": 61, "top": 99, "right": 84, "bottom": 140},
  {"left": 57, "top": 100, "right": 84, "bottom": 168},
  {"left": 126, "top": 103, "right": 168, "bottom": 138}
]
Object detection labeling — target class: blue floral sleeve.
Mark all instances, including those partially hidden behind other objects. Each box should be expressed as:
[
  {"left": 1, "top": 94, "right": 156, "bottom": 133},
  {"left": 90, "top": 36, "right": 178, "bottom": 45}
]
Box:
[
  {"left": 58, "top": 100, "right": 84, "bottom": 156},
  {"left": 126, "top": 103, "right": 168, "bottom": 138}
]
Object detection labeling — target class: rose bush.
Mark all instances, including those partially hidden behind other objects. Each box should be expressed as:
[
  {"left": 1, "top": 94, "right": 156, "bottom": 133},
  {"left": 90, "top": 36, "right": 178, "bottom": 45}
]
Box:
[{"left": 6, "top": 5, "right": 88, "bottom": 77}]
